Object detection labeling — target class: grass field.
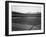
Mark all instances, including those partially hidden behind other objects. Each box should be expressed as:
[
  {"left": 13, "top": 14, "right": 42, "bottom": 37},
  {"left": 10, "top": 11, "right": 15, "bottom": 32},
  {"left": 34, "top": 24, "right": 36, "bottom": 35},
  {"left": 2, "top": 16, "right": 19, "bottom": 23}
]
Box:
[{"left": 12, "top": 12, "right": 41, "bottom": 31}]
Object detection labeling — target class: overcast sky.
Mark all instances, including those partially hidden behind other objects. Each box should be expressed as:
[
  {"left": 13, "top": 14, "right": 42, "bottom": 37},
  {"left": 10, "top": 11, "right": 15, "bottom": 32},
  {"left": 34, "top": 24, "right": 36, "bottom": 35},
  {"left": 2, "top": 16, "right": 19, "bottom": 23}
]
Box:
[{"left": 11, "top": 4, "right": 41, "bottom": 14}]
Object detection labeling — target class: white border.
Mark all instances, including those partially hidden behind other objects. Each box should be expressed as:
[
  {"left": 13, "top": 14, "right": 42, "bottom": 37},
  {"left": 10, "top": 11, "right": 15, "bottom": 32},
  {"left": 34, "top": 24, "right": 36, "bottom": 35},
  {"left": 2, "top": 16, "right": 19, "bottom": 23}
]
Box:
[{"left": 9, "top": 3, "right": 44, "bottom": 35}]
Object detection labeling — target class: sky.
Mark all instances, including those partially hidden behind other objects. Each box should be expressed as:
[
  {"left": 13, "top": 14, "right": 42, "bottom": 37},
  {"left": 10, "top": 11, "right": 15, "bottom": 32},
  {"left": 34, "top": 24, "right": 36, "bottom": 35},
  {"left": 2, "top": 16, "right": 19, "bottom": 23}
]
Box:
[{"left": 11, "top": 4, "right": 41, "bottom": 14}]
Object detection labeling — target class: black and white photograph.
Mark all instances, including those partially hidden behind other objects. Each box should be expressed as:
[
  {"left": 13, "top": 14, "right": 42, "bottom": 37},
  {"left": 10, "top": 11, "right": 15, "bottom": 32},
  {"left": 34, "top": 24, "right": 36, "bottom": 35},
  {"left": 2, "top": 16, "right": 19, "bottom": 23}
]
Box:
[
  {"left": 5, "top": 1, "right": 45, "bottom": 36},
  {"left": 12, "top": 4, "right": 41, "bottom": 31}
]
